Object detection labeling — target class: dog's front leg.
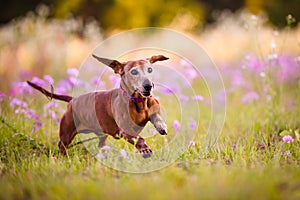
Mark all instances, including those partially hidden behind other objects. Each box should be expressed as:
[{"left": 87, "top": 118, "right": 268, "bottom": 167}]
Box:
[
  {"left": 150, "top": 113, "right": 167, "bottom": 135},
  {"left": 120, "top": 131, "right": 152, "bottom": 158}
]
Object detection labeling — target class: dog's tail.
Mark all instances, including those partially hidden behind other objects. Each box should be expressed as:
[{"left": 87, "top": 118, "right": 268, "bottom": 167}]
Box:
[{"left": 27, "top": 81, "right": 72, "bottom": 103}]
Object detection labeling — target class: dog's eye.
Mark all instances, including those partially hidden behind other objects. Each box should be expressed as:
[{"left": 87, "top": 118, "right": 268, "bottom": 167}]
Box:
[
  {"left": 147, "top": 67, "right": 153, "bottom": 73},
  {"left": 131, "top": 69, "right": 138, "bottom": 75}
]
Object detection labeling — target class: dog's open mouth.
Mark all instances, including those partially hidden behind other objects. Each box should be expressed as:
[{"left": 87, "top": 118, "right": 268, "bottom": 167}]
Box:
[{"left": 141, "top": 91, "right": 151, "bottom": 97}]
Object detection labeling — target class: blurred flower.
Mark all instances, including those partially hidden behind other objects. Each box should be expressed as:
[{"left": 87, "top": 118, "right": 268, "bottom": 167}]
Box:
[
  {"left": 185, "top": 68, "right": 198, "bottom": 81},
  {"left": 120, "top": 149, "right": 128, "bottom": 158},
  {"left": 285, "top": 150, "right": 291, "bottom": 157},
  {"left": 192, "top": 95, "right": 204, "bottom": 101},
  {"left": 161, "top": 86, "right": 178, "bottom": 95},
  {"left": 48, "top": 110, "right": 56, "bottom": 119},
  {"left": 109, "top": 75, "right": 120, "bottom": 87},
  {"left": 285, "top": 99, "right": 294, "bottom": 109},
  {"left": 244, "top": 53, "right": 263, "bottom": 73},
  {"left": 56, "top": 81, "right": 69, "bottom": 95},
  {"left": 95, "top": 153, "right": 105, "bottom": 160},
  {"left": 180, "top": 59, "right": 192, "bottom": 68},
  {"left": 180, "top": 59, "right": 199, "bottom": 82},
  {"left": 8, "top": 81, "right": 33, "bottom": 96},
  {"left": 44, "top": 75, "right": 54, "bottom": 84},
  {"left": 270, "top": 40, "right": 276, "bottom": 49},
  {"left": 268, "top": 53, "right": 278, "bottom": 61},
  {"left": 25, "top": 109, "right": 40, "bottom": 120},
  {"left": 189, "top": 140, "right": 196, "bottom": 146},
  {"left": 0, "top": 92, "right": 5, "bottom": 102},
  {"left": 32, "top": 121, "right": 43, "bottom": 133},
  {"left": 173, "top": 120, "right": 181, "bottom": 133},
  {"left": 15, "top": 108, "right": 26, "bottom": 114},
  {"left": 10, "top": 98, "right": 28, "bottom": 107},
  {"left": 241, "top": 91, "right": 259, "bottom": 104},
  {"left": 92, "top": 77, "right": 105, "bottom": 88},
  {"left": 150, "top": 128, "right": 157, "bottom": 135},
  {"left": 282, "top": 135, "right": 293, "bottom": 143},
  {"left": 259, "top": 72, "right": 266, "bottom": 77},
  {"left": 189, "top": 119, "right": 197, "bottom": 130},
  {"left": 45, "top": 101, "right": 58, "bottom": 109},
  {"left": 67, "top": 77, "right": 77, "bottom": 86},
  {"left": 277, "top": 55, "right": 299, "bottom": 83},
  {"left": 67, "top": 68, "right": 79, "bottom": 77},
  {"left": 102, "top": 145, "right": 110, "bottom": 151},
  {"left": 231, "top": 71, "right": 247, "bottom": 87},
  {"left": 31, "top": 77, "right": 46, "bottom": 87},
  {"left": 179, "top": 95, "right": 189, "bottom": 102},
  {"left": 295, "top": 56, "right": 300, "bottom": 65}
]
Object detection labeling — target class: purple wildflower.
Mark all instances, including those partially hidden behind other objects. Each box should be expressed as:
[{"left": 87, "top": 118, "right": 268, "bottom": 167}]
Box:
[
  {"left": 179, "top": 95, "right": 189, "bottom": 102},
  {"left": 92, "top": 77, "right": 105, "bottom": 87},
  {"left": 244, "top": 53, "right": 263, "bottom": 73},
  {"left": 55, "top": 82, "right": 68, "bottom": 95},
  {"left": 32, "top": 121, "right": 43, "bottom": 133},
  {"left": 0, "top": 92, "right": 5, "bottom": 102},
  {"left": 10, "top": 98, "right": 28, "bottom": 108},
  {"left": 25, "top": 109, "right": 40, "bottom": 120},
  {"left": 231, "top": 71, "right": 248, "bottom": 88},
  {"left": 9, "top": 82, "right": 33, "bottom": 96},
  {"left": 180, "top": 59, "right": 193, "bottom": 68},
  {"left": 102, "top": 145, "right": 110, "bottom": 151},
  {"left": 45, "top": 101, "right": 58, "bottom": 109},
  {"left": 31, "top": 77, "right": 46, "bottom": 87},
  {"left": 67, "top": 77, "right": 77, "bottom": 86},
  {"left": 161, "top": 86, "right": 178, "bottom": 95},
  {"left": 48, "top": 110, "right": 56, "bottom": 119},
  {"left": 67, "top": 68, "right": 79, "bottom": 77},
  {"left": 285, "top": 150, "right": 291, "bottom": 157},
  {"left": 15, "top": 108, "right": 26, "bottom": 114},
  {"left": 241, "top": 91, "right": 259, "bottom": 104},
  {"left": 192, "top": 95, "right": 204, "bottom": 101},
  {"left": 282, "top": 135, "right": 293, "bottom": 143},
  {"left": 173, "top": 120, "right": 181, "bottom": 133},
  {"left": 189, "top": 119, "right": 197, "bottom": 130},
  {"left": 150, "top": 128, "right": 157, "bottom": 135},
  {"left": 95, "top": 153, "right": 105, "bottom": 160},
  {"left": 44, "top": 75, "right": 54, "bottom": 84},
  {"left": 277, "top": 55, "right": 299, "bottom": 83},
  {"left": 120, "top": 149, "right": 128, "bottom": 158},
  {"left": 109, "top": 75, "right": 120, "bottom": 87},
  {"left": 189, "top": 140, "right": 196, "bottom": 146},
  {"left": 185, "top": 68, "right": 198, "bottom": 81}
]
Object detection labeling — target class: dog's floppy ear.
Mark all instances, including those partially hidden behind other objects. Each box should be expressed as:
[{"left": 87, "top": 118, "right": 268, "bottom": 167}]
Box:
[
  {"left": 92, "top": 54, "right": 124, "bottom": 75},
  {"left": 148, "top": 55, "right": 169, "bottom": 64}
]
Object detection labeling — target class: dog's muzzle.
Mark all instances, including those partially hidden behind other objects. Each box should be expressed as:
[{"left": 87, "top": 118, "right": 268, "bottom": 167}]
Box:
[{"left": 142, "top": 82, "right": 153, "bottom": 96}]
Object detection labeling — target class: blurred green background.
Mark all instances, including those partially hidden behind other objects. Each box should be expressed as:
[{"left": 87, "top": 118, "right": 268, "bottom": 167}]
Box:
[{"left": 0, "top": 0, "right": 299, "bottom": 30}]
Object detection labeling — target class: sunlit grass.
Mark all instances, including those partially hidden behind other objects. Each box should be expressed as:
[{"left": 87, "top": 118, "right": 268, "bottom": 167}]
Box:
[{"left": 0, "top": 10, "right": 300, "bottom": 200}]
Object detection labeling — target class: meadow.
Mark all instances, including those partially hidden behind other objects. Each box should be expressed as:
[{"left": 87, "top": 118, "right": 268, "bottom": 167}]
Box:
[{"left": 0, "top": 10, "right": 300, "bottom": 199}]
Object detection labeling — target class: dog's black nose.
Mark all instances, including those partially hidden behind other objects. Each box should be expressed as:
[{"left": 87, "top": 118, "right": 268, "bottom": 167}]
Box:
[{"left": 143, "top": 83, "right": 153, "bottom": 91}]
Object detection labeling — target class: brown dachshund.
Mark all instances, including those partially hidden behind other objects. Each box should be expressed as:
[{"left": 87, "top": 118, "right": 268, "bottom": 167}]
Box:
[{"left": 27, "top": 55, "right": 169, "bottom": 158}]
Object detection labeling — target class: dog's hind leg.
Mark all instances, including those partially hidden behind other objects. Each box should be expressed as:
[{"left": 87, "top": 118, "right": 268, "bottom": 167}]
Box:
[
  {"left": 58, "top": 109, "right": 78, "bottom": 154},
  {"left": 98, "top": 134, "right": 108, "bottom": 148}
]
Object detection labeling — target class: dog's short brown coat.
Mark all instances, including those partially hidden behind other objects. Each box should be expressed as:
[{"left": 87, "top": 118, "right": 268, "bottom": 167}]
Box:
[{"left": 27, "top": 55, "right": 168, "bottom": 158}]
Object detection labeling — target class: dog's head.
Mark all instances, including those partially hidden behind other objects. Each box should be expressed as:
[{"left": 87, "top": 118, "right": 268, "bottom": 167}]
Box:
[{"left": 92, "top": 55, "right": 169, "bottom": 97}]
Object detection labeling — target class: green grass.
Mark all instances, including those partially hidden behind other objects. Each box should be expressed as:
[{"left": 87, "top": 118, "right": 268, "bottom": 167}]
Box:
[{"left": 0, "top": 91, "right": 299, "bottom": 200}]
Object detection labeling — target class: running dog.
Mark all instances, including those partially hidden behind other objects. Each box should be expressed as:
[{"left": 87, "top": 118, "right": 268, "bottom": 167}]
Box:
[{"left": 27, "top": 54, "right": 169, "bottom": 158}]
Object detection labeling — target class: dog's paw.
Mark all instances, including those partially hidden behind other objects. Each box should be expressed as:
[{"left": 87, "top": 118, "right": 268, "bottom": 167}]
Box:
[
  {"left": 155, "top": 122, "right": 167, "bottom": 135},
  {"left": 140, "top": 148, "right": 152, "bottom": 158},
  {"left": 158, "top": 128, "right": 167, "bottom": 135},
  {"left": 136, "top": 142, "right": 152, "bottom": 158}
]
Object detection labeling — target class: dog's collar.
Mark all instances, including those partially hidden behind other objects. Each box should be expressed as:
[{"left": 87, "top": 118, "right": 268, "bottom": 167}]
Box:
[{"left": 120, "top": 85, "right": 146, "bottom": 103}]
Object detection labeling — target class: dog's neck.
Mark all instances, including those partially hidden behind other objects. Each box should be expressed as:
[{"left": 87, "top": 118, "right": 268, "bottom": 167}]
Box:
[{"left": 120, "top": 85, "right": 146, "bottom": 103}]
